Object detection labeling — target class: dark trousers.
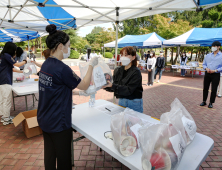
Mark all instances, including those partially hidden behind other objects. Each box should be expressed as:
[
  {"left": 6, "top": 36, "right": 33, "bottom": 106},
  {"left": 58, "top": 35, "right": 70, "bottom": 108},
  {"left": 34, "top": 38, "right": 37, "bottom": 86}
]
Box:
[
  {"left": 148, "top": 65, "right": 153, "bottom": 85},
  {"left": 43, "top": 128, "right": 72, "bottom": 170},
  {"left": 154, "top": 67, "right": 163, "bottom": 80},
  {"left": 203, "top": 72, "right": 220, "bottom": 103}
]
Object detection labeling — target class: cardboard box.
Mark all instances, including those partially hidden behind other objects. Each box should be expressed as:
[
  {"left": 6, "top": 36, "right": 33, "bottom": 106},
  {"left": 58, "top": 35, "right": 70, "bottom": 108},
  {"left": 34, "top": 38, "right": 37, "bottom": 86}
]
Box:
[{"left": 13, "top": 109, "right": 42, "bottom": 138}]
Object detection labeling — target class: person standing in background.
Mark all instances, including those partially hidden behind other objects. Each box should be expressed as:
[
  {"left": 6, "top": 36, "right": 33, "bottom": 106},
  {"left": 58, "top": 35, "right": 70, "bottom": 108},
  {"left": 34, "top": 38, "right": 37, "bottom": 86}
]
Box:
[
  {"left": 180, "top": 52, "right": 188, "bottom": 77},
  {"left": 200, "top": 41, "right": 222, "bottom": 108},
  {"left": 154, "top": 50, "right": 165, "bottom": 83},
  {"left": 0, "top": 42, "right": 28, "bottom": 125},
  {"left": 15, "top": 47, "right": 27, "bottom": 70},
  {"left": 147, "top": 51, "right": 156, "bottom": 86}
]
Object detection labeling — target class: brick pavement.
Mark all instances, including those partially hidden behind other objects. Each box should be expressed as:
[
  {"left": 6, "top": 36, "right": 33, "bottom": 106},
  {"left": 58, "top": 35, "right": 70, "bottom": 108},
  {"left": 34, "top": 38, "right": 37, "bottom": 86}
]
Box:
[{"left": 0, "top": 67, "right": 222, "bottom": 170}]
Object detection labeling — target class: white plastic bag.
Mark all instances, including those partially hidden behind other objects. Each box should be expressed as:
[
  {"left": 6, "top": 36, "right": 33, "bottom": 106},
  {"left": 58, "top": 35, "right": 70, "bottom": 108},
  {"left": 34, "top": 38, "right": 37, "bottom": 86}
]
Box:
[
  {"left": 160, "top": 109, "right": 188, "bottom": 146},
  {"left": 139, "top": 123, "right": 186, "bottom": 170},
  {"left": 23, "top": 63, "right": 37, "bottom": 78},
  {"left": 13, "top": 72, "right": 25, "bottom": 82},
  {"left": 170, "top": 98, "right": 197, "bottom": 144},
  {"left": 79, "top": 58, "right": 113, "bottom": 95},
  {"left": 110, "top": 110, "right": 145, "bottom": 157}
]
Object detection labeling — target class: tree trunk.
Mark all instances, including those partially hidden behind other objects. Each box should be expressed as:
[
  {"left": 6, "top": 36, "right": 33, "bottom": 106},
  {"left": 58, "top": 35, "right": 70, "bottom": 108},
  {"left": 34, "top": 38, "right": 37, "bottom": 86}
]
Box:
[
  {"left": 165, "top": 48, "right": 167, "bottom": 66},
  {"left": 170, "top": 47, "right": 174, "bottom": 65},
  {"left": 173, "top": 47, "right": 179, "bottom": 65},
  {"left": 195, "top": 52, "right": 198, "bottom": 61},
  {"left": 197, "top": 50, "right": 201, "bottom": 62},
  {"left": 190, "top": 49, "right": 193, "bottom": 61},
  {"left": 141, "top": 49, "right": 144, "bottom": 60}
]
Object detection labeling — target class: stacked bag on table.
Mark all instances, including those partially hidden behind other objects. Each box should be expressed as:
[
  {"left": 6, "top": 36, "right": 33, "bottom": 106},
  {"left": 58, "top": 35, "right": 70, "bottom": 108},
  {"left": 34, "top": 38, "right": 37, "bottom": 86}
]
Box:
[{"left": 110, "top": 98, "right": 197, "bottom": 170}]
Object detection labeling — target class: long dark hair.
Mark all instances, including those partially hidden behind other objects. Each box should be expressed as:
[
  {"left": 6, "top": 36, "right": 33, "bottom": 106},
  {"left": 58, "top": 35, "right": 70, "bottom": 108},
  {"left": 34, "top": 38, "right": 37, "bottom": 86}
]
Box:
[
  {"left": 45, "top": 24, "right": 69, "bottom": 53},
  {"left": 0, "top": 42, "right": 17, "bottom": 57},
  {"left": 16, "top": 47, "right": 24, "bottom": 58}
]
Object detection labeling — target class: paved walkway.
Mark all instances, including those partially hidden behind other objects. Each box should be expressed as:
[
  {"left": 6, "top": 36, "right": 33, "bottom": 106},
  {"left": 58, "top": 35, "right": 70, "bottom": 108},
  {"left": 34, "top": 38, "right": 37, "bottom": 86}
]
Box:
[{"left": 0, "top": 67, "right": 222, "bottom": 170}]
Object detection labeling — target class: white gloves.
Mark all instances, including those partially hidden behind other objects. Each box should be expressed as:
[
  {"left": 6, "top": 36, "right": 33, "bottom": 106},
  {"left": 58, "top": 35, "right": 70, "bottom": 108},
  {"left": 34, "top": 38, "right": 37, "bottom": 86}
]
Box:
[{"left": 89, "top": 57, "right": 99, "bottom": 67}]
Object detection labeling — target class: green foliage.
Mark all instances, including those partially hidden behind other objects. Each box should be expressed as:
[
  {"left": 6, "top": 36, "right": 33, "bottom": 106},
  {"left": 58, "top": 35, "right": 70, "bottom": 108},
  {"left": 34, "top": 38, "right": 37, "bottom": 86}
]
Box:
[
  {"left": 36, "top": 49, "right": 41, "bottom": 52},
  {"left": 15, "top": 41, "right": 28, "bottom": 47},
  {"left": 85, "top": 33, "right": 97, "bottom": 44},
  {"left": 104, "top": 52, "right": 113, "bottom": 58},
  {"left": 111, "top": 48, "right": 121, "bottom": 54},
  {"left": 208, "top": 9, "right": 219, "bottom": 21},
  {"left": 202, "top": 20, "right": 214, "bottom": 28},
  {"left": 0, "top": 42, "right": 5, "bottom": 47},
  {"left": 64, "top": 29, "right": 79, "bottom": 45},
  {"left": 69, "top": 50, "right": 80, "bottom": 59},
  {"left": 91, "top": 26, "right": 103, "bottom": 34}
]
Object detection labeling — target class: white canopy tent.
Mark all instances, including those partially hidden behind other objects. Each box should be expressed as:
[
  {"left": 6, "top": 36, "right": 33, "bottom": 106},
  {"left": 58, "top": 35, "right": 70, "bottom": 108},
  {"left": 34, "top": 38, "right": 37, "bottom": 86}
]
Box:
[{"left": 0, "top": 0, "right": 222, "bottom": 66}]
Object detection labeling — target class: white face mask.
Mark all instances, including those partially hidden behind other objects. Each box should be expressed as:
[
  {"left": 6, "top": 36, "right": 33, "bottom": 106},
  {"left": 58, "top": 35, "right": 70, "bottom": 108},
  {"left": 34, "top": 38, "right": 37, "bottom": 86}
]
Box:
[
  {"left": 62, "top": 46, "right": 70, "bottom": 59},
  {"left": 150, "top": 54, "right": 153, "bottom": 57},
  {"left": 120, "top": 57, "right": 131, "bottom": 66},
  {"left": 212, "top": 47, "right": 218, "bottom": 52},
  {"left": 160, "top": 53, "right": 163, "bottom": 56},
  {"left": 183, "top": 54, "right": 185, "bottom": 56}
]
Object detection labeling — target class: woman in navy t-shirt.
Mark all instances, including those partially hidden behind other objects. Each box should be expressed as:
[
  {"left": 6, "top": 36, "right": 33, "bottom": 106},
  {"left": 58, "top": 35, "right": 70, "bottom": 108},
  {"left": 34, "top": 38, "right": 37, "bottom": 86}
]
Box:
[
  {"left": 37, "top": 24, "right": 98, "bottom": 170},
  {"left": 0, "top": 42, "right": 27, "bottom": 125}
]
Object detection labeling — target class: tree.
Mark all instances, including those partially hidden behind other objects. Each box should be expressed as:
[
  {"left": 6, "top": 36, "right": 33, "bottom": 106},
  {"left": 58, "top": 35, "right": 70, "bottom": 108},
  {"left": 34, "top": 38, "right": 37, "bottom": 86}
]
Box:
[
  {"left": 91, "top": 26, "right": 103, "bottom": 34},
  {"left": 85, "top": 33, "right": 96, "bottom": 44},
  {"left": 64, "top": 29, "right": 79, "bottom": 45}
]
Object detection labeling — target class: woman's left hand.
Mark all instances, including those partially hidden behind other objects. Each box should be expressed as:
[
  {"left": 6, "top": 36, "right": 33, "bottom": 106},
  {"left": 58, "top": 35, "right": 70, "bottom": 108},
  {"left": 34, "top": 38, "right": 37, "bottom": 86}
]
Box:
[{"left": 102, "top": 81, "right": 112, "bottom": 88}]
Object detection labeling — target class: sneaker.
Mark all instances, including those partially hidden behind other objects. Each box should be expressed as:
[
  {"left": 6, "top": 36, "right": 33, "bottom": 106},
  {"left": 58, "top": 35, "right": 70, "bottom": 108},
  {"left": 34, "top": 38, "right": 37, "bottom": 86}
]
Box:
[
  {"left": 157, "top": 80, "right": 159, "bottom": 83},
  {"left": 183, "top": 75, "right": 185, "bottom": 77},
  {"left": 1, "top": 117, "right": 13, "bottom": 125}
]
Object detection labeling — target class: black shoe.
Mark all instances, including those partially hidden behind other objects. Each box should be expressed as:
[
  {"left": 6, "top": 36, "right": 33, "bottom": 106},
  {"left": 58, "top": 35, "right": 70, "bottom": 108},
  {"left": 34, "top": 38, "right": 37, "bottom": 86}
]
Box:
[
  {"left": 208, "top": 103, "right": 213, "bottom": 108},
  {"left": 200, "top": 102, "right": 206, "bottom": 106}
]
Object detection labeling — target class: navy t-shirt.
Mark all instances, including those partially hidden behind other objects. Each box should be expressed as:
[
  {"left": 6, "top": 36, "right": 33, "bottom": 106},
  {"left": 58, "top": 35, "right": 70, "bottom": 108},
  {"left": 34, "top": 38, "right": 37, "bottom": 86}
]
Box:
[
  {"left": 37, "top": 57, "right": 81, "bottom": 133},
  {"left": 0, "top": 53, "right": 16, "bottom": 85}
]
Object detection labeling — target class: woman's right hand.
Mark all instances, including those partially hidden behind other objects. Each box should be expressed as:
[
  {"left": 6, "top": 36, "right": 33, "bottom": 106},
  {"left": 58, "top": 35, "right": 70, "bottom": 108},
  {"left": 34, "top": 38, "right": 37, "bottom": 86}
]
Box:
[{"left": 89, "top": 57, "right": 99, "bottom": 67}]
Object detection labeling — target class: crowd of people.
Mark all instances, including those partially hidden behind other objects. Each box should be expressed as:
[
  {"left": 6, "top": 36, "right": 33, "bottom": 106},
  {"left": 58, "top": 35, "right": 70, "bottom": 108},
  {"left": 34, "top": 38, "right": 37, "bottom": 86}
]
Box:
[{"left": 1, "top": 23, "right": 222, "bottom": 169}]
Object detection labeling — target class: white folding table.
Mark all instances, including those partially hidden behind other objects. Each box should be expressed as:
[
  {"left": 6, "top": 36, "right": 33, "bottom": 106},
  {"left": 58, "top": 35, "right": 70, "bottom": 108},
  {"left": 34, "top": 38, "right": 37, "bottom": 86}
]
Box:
[
  {"left": 12, "top": 78, "right": 39, "bottom": 111},
  {"left": 71, "top": 99, "right": 214, "bottom": 170}
]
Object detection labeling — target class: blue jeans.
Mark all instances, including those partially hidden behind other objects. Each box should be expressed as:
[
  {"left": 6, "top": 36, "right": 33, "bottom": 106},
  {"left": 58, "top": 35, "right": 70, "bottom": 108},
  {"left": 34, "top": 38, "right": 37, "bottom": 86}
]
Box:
[
  {"left": 154, "top": 67, "right": 163, "bottom": 80},
  {"left": 181, "top": 63, "right": 186, "bottom": 76},
  {"left": 118, "top": 98, "right": 143, "bottom": 113},
  {"left": 181, "top": 69, "right": 185, "bottom": 76}
]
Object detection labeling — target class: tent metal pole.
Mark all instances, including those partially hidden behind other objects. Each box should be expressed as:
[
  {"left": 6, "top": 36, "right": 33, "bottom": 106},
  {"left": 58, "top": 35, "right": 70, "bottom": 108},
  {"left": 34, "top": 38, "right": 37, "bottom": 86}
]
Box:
[
  {"left": 113, "top": 7, "right": 119, "bottom": 104},
  {"left": 114, "top": 8, "right": 119, "bottom": 69},
  {"left": 77, "top": 9, "right": 115, "bottom": 29},
  {"left": 0, "top": 9, "right": 9, "bottom": 26},
  {"left": 8, "top": 0, "right": 12, "bottom": 20},
  {"left": 71, "top": 0, "right": 115, "bottom": 21},
  {"left": 12, "top": 0, "right": 28, "bottom": 20},
  {"left": 28, "top": 40, "right": 30, "bottom": 59}
]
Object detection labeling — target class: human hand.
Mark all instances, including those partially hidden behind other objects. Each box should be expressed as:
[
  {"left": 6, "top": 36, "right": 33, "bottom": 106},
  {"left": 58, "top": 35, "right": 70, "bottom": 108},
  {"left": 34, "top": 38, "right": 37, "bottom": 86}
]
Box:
[
  {"left": 210, "top": 70, "right": 215, "bottom": 73},
  {"left": 89, "top": 57, "right": 99, "bottom": 67},
  {"left": 102, "top": 81, "right": 112, "bottom": 88},
  {"left": 206, "top": 68, "right": 211, "bottom": 73}
]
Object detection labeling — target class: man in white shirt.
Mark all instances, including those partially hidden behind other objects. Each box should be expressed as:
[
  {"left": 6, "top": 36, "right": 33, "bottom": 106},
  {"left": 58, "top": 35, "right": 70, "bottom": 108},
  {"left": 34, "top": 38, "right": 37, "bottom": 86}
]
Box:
[{"left": 91, "top": 51, "right": 97, "bottom": 59}]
